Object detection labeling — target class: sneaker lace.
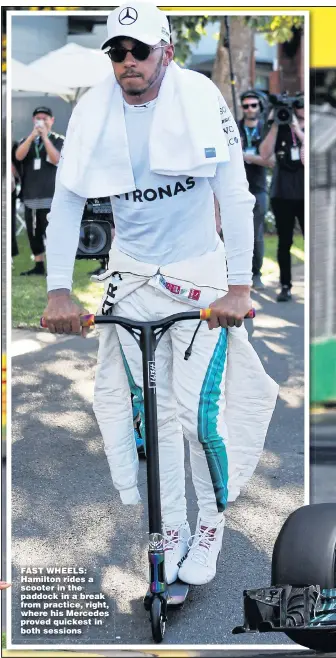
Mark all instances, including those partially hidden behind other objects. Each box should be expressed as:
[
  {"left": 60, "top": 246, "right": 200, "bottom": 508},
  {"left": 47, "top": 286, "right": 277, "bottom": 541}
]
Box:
[
  {"left": 163, "top": 523, "right": 186, "bottom": 552},
  {"left": 187, "top": 525, "right": 217, "bottom": 566}
]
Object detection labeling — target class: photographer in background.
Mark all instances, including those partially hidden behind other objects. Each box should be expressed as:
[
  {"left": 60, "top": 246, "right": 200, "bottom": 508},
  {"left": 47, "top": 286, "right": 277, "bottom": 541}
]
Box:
[
  {"left": 259, "top": 93, "right": 304, "bottom": 302},
  {"left": 238, "top": 90, "right": 274, "bottom": 289},
  {"left": 15, "top": 107, "right": 64, "bottom": 276}
]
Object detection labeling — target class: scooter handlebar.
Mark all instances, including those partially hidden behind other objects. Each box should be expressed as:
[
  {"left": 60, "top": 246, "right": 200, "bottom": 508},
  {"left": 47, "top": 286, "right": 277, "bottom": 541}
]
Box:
[{"left": 40, "top": 308, "right": 255, "bottom": 329}]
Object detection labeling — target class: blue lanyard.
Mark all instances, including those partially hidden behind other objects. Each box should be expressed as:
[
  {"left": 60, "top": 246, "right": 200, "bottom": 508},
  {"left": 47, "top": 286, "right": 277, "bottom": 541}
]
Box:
[{"left": 244, "top": 125, "right": 258, "bottom": 149}]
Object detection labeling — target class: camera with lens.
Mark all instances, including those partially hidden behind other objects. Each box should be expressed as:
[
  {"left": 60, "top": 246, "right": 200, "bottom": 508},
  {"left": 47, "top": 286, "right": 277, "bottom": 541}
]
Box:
[
  {"left": 76, "top": 197, "right": 114, "bottom": 260},
  {"left": 269, "top": 92, "right": 304, "bottom": 125}
]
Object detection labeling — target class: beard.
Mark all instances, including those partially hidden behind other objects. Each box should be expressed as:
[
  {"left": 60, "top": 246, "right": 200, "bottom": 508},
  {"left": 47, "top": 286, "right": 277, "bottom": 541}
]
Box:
[
  {"left": 119, "top": 53, "right": 164, "bottom": 97},
  {"left": 120, "top": 78, "right": 147, "bottom": 97}
]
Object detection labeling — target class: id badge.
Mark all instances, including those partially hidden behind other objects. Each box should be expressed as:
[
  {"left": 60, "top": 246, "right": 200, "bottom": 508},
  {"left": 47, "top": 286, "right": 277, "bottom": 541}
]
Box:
[
  {"left": 34, "top": 158, "right": 41, "bottom": 170},
  {"left": 245, "top": 147, "right": 257, "bottom": 155},
  {"left": 291, "top": 147, "right": 300, "bottom": 161}
]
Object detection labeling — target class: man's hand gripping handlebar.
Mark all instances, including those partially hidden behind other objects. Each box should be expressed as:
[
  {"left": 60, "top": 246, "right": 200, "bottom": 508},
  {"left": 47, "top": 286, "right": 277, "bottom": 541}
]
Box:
[{"left": 40, "top": 308, "right": 256, "bottom": 330}]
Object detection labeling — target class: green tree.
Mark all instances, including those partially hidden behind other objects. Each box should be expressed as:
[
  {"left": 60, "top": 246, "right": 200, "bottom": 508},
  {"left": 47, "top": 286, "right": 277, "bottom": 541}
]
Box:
[
  {"left": 247, "top": 16, "right": 304, "bottom": 45},
  {"left": 171, "top": 14, "right": 304, "bottom": 114},
  {"left": 211, "top": 17, "right": 254, "bottom": 115},
  {"left": 171, "top": 15, "right": 304, "bottom": 66},
  {"left": 170, "top": 15, "right": 217, "bottom": 65}
]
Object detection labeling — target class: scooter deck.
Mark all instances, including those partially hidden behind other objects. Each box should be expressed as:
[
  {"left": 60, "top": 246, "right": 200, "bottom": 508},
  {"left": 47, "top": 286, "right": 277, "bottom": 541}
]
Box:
[
  {"left": 144, "top": 579, "right": 189, "bottom": 609},
  {"left": 167, "top": 579, "right": 189, "bottom": 606}
]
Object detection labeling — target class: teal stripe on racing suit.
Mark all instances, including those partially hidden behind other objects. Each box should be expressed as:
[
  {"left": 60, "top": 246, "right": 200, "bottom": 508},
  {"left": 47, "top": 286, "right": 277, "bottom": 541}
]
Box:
[
  {"left": 198, "top": 327, "right": 228, "bottom": 512},
  {"left": 120, "top": 346, "right": 147, "bottom": 454}
]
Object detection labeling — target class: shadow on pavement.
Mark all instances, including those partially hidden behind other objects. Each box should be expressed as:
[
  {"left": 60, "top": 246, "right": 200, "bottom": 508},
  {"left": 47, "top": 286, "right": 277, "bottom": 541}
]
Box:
[{"left": 10, "top": 272, "right": 304, "bottom": 646}]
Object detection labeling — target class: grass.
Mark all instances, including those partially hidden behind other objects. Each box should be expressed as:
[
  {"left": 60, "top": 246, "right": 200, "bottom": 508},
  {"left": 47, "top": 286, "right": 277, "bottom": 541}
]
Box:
[
  {"left": 12, "top": 231, "right": 304, "bottom": 329},
  {"left": 12, "top": 233, "right": 105, "bottom": 328},
  {"left": 262, "top": 233, "right": 304, "bottom": 276}
]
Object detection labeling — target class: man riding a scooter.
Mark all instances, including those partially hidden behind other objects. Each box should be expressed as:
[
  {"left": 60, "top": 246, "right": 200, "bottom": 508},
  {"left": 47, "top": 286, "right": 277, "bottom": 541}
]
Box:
[{"left": 43, "top": 2, "right": 278, "bottom": 588}]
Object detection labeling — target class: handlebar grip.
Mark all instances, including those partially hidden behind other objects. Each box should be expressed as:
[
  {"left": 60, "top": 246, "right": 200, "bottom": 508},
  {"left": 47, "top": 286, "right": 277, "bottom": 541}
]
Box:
[
  {"left": 40, "top": 314, "right": 95, "bottom": 329},
  {"left": 200, "top": 308, "right": 255, "bottom": 320}
]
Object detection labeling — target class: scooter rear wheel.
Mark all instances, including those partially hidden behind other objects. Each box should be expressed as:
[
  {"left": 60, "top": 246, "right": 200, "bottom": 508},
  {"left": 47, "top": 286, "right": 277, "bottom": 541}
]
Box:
[{"left": 150, "top": 596, "right": 166, "bottom": 643}]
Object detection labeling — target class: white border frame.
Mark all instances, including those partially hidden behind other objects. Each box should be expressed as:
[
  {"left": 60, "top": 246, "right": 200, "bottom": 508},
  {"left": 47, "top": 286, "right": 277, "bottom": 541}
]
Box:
[
  {"left": 5, "top": 6, "right": 310, "bottom": 652},
  {"left": 303, "top": 9, "right": 310, "bottom": 509}
]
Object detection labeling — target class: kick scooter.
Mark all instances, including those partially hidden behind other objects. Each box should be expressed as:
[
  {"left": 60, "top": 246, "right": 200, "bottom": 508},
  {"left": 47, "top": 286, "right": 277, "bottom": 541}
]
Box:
[{"left": 42, "top": 306, "right": 254, "bottom": 642}]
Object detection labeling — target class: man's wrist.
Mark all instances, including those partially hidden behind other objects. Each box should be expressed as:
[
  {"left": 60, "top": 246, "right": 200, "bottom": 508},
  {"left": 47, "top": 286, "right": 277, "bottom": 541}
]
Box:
[
  {"left": 228, "top": 284, "right": 251, "bottom": 296},
  {"left": 48, "top": 288, "right": 71, "bottom": 299}
]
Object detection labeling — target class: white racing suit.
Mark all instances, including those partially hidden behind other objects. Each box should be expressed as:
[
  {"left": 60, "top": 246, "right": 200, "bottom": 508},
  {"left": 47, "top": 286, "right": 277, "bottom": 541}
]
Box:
[
  {"left": 92, "top": 240, "right": 279, "bottom": 525},
  {"left": 45, "top": 72, "right": 279, "bottom": 524}
]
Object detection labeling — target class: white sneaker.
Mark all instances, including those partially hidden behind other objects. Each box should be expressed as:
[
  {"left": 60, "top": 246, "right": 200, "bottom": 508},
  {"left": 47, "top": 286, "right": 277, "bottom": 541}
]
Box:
[
  {"left": 163, "top": 521, "right": 191, "bottom": 585},
  {"left": 178, "top": 514, "right": 225, "bottom": 585}
]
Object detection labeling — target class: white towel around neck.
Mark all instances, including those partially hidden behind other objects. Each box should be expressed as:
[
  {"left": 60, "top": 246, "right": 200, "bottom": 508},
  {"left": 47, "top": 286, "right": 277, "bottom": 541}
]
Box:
[{"left": 59, "top": 60, "right": 230, "bottom": 198}]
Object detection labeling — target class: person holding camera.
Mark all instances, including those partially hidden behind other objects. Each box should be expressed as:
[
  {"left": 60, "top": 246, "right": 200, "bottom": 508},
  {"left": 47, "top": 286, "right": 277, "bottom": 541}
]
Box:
[
  {"left": 259, "top": 94, "right": 304, "bottom": 302},
  {"left": 15, "top": 107, "right": 64, "bottom": 276},
  {"left": 238, "top": 90, "right": 274, "bottom": 289}
]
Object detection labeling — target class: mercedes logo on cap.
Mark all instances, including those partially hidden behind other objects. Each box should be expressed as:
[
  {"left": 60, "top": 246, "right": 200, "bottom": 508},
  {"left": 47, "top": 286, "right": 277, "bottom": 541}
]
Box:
[{"left": 118, "top": 7, "right": 138, "bottom": 25}]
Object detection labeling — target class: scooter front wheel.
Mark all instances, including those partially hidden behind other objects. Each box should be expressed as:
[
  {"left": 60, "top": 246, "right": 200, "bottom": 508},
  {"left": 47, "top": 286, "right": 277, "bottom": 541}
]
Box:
[{"left": 150, "top": 596, "right": 166, "bottom": 643}]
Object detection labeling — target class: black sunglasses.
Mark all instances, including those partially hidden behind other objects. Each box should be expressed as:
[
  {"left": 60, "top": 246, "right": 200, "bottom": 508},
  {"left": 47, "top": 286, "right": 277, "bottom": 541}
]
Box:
[
  {"left": 106, "top": 42, "right": 166, "bottom": 63},
  {"left": 242, "top": 102, "right": 258, "bottom": 109}
]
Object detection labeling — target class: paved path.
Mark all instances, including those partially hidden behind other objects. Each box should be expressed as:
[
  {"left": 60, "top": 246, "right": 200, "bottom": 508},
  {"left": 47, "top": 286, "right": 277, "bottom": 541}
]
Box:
[{"left": 9, "top": 268, "right": 305, "bottom": 648}]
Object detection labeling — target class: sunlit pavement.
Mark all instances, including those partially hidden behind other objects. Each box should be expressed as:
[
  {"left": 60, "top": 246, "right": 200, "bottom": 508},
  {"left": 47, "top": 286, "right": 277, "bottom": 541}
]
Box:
[{"left": 8, "top": 266, "right": 304, "bottom": 647}]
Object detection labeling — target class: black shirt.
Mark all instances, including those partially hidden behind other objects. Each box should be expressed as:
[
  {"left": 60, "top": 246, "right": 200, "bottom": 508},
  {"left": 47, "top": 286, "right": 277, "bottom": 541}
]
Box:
[
  {"left": 18, "top": 131, "right": 64, "bottom": 208},
  {"left": 269, "top": 123, "right": 304, "bottom": 200},
  {"left": 238, "top": 118, "right": 267, "bottom": 194}
]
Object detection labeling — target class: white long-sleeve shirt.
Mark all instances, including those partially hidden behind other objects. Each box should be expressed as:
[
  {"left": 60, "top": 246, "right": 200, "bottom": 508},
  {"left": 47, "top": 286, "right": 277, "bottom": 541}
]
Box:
[{"left": 46, "top": 92, "right": 255, "bottom": 292}]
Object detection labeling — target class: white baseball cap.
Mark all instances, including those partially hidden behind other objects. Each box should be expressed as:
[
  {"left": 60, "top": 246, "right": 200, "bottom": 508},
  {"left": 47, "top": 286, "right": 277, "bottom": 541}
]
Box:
[{"left": 101, "top": 2, "right": 171, "bottom": 50}]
